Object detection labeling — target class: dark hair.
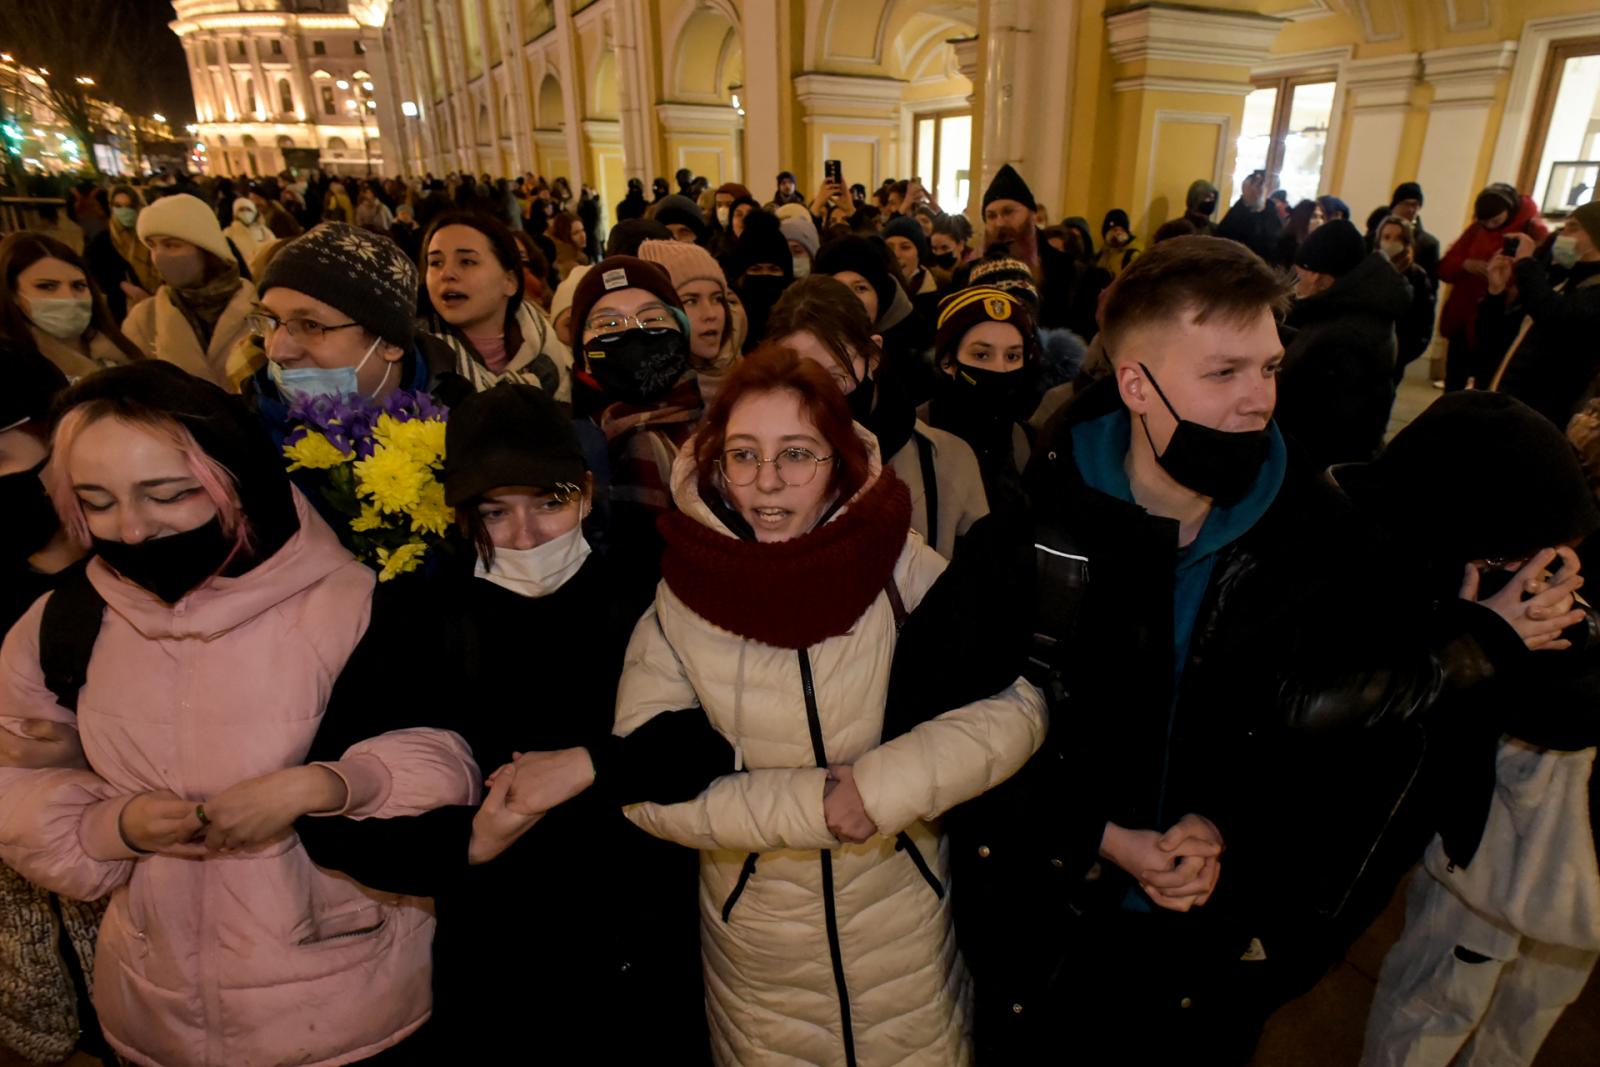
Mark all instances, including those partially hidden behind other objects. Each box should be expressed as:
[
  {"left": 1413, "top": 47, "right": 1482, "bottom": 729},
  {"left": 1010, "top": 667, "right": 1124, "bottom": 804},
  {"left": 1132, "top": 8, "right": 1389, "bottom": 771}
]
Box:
[
  {"left": 1151, "top": 218, "right": 1198, "bottom": 244},
  {"left": 418, "top": 209, "right": 524, "bottom": 336},
  {"left": 1100, "top": 235, "right": 1290, "bottom": 353},
  {"left": 1286, "top": 199, "right": 1320, "bottom": 242},
  {"left": 694, "top": 344, "right": 872, "bottom": 506},
  {"left": 932, "top": 213, "right": 972, "bottom": 245},
  {"left": 0, "top": 232, "right": 146, "bottom": 363},
  {"left": 552, "top": 210, "right": 582, "bottom": 247},
  {"left": 765, "top": 274, "right": 880, "bottom": 381},
  {"left": 510, "top": 230, "right": 551, "bottom": 285}
]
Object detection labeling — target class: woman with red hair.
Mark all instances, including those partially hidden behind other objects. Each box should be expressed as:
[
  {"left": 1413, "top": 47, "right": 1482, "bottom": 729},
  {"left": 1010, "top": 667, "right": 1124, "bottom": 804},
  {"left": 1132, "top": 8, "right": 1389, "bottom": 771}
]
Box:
[{"left": 615, "top": 344, "right": 1047, "bottom": 1065}]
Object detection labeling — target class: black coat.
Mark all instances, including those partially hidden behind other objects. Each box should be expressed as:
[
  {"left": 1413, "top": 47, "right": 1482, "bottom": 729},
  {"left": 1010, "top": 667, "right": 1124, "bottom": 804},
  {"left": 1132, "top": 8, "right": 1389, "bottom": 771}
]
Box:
[
  {"left": 1276, "top": 252, "right": 1411, "bottom": 470},
  {"left": 1395, "top": 261, "right": 1437, "bottom": 376},
  {"left": 1217, "top": 199, "right": 1284, "bottom": 263},
  {"left": 295, "top": 559, "right": 726, "bottom": 1064},
  {"left": 947, "top": 379, "right": 1499, "bottom": 1062},
  {"left": 1489, "top": 259, "right": 1600, "bottom": 428},
  {"left": 1036, "top": 237, "right": 1104, "bottom": 342}
]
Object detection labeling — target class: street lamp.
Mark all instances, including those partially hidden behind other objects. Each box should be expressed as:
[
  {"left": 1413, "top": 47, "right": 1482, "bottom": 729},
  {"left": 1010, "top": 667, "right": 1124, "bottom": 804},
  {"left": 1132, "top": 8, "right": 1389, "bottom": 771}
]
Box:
[{"left": 153, "top": 113, "right": 165, "bottom": 124}]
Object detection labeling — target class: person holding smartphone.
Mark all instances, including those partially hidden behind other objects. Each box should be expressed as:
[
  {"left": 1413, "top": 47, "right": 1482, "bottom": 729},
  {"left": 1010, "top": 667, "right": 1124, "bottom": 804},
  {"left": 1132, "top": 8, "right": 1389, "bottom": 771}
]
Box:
[{"left": 1217, "top": 169, "right": 1285, "bottom": 262}]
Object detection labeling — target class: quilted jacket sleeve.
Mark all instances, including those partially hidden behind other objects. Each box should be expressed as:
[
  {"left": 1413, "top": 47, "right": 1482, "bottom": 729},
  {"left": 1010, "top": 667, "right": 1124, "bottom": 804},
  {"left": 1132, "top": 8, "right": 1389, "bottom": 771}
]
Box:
[
  {"left": 851, "top": 676, "right": 1048, "bottom": 837},
  {"left": 312, "top": 727, "right": 483, "bottom": 819},
  {"left": 0, "top": 599, "right": 135, "bottom": 901},
  {"left": 614, "top": 603, "right": 836, "bottom": 852}
]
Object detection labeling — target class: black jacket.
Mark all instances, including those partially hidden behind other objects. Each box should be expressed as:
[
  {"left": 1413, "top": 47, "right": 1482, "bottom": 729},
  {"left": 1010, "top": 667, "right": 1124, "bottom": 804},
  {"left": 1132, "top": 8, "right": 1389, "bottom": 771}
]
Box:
[
  {"left": 1489, "top": 259, "right": 1600, "bottom": 429},
  {"left": 1395, "top": 261, "right": 1438, "bottom": 375},
  {"left": 295, "top": 558, "right": 726, "bottom": 1064},
  {"left": 1217, "top": 199, "right": 1284, "bottom": 263},
  {"left": 947, "top": 378, "right": 1502, "bottom": 1061},
  {"left": 1276, "top": 252, "right": 1411, "bottom": 469},
  {"left": 1037, "top": 237, "right": 1104, "bottom": 342}
]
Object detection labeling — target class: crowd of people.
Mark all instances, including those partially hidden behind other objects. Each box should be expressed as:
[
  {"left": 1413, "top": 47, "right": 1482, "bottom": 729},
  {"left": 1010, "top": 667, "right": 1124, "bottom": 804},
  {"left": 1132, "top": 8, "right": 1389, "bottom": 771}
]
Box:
[{"left": 0, "top": 152, "right": 1597, "bottom": 1067}]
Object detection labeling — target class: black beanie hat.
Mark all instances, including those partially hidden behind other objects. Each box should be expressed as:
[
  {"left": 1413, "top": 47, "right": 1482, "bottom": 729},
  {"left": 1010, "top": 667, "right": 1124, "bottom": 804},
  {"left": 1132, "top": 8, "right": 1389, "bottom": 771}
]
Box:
[
  {"left": 1295, "top": 219, "right": 1369, "bottom": 277},
  {"left": 442, "top": 382, "right": 587, "bottom": 506},
  {"left": 54, "top": 362, "right": 299, "bottom": 559},
  {"left": 260, "top": 223, "right": 418, "bottom": 348},
  {"left": 1391, "top": 182, "right": 1424, "bottom": 207},
  {"left": 1102, "top": 208, "right": 1132, "bottom": 237},
  {"left": 734, "top": 210, "right": 794, "bottom": 280},
  {"left": 982, "top": 164, "right": 1036, "bottom": 212},
  {"left": 652, "top": 195, "right": 707, "bottom": 240},
  {"left": 883, "top": 215, "right": 930, "bottom": 266},
  {"left": 567, "top": 255, "right": 683, "bottom": 343},
  {"left": 1474, "top": 184, "right": 1517, "bottom": 222},
  {"left": 1340, "top": 391, "right": 1600, "bottom": 566},
  {"left": 1, "top": 344, "right": 69, "bottom": 432},
  {"left": 606, "top": 218, "right": 672, "bottom": 257},
  {"left": 813, "top": 235, "right": 898, "bottom": 316}
]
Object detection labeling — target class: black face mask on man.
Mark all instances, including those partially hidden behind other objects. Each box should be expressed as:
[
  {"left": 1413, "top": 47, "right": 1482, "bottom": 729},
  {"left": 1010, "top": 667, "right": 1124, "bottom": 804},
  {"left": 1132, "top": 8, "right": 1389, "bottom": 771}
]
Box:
[
  {"left": 93, "top": 517, "right": 238, "bottom": 604},
  {"left": 1137, "top": 362, "right": 1271, "bottom": 507},
  {"left": 0, "top": 460, "right": 60, "bottom": 561},
  {"left": 584, "top": 327, "right": 689, "bottom": 407}
]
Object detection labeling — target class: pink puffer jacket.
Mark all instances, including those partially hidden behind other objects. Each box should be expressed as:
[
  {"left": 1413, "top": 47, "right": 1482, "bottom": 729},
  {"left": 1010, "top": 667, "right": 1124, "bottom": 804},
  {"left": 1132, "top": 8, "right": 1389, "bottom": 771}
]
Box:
[{"left": 0, "top": 493, "right": 480, "bottom": 1067}]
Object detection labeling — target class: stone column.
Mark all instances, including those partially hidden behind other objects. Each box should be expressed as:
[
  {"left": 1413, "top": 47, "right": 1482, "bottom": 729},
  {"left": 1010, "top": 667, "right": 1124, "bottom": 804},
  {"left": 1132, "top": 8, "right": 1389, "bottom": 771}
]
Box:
[
  {"left": 1335, "top": 54, "right": 1420, "bottom": 221},
  {"left": 612, "top": 0, "right": 658, "bottom": 184},
  {"left": 553, "top": 0, "right": 586, "bottom": 187},
  {"left": 741, "top": 0, "right": 782, "bottom": 189},
  {"left": 246, "top": 35, "right": 271, "bottom": 121},
  {"left": 1416, "top": 42, "right": 1518, "bottom": 233}
]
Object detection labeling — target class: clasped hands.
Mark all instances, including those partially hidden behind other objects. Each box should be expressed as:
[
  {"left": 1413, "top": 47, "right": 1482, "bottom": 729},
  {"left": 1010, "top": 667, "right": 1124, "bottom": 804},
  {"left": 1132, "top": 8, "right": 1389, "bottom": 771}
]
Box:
[
  {"left": 118, "top": 765, "right": 350, "bottom": 857},
  {"left": 469, "top": 748, "right": 595, "bottom": 864},
  {"left": 1462, "top": 545, "right": 1587, "bottom": 652},
  {"left": 1100, "top": 814, "right": 1224, "bottom": 913}
]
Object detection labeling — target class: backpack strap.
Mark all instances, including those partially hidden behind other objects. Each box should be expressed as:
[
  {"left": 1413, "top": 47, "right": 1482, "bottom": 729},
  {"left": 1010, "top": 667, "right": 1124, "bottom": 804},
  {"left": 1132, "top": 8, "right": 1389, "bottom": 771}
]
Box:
[
  {"left": 913, "top": 428, "right": 940, "bottom": 551},
  {"left": 883, "top": 576, "right": 908, "bottom": 633},
  {"left": 38, "top": 566, "right": 107, "bottom": 713}
]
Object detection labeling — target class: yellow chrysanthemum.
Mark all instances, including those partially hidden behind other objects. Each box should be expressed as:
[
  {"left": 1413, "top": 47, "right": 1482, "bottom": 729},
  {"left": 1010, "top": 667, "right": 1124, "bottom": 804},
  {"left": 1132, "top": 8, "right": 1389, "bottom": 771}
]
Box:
[
  {"left": 374, "top": 414, "right": 447, "bottom": 468},
  {"left": 284, "top": 432, "right": 354, "bottom": 472},
  {"left": 407, "top": 478, "right": 454, "bottom": 537},
  {"left": 354, "top": 446, "right": 427, "bottom": 512},
  {"left": 376, "top": 541, "right": 428, "bottom": 582},
  {"left": 350, "top": 502, "right": 385, "bottom": 532}
]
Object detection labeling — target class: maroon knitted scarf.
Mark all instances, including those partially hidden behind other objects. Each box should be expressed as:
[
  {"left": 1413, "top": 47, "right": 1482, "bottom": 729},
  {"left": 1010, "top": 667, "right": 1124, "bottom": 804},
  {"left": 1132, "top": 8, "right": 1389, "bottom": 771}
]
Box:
[{"left": 658, "top": 471, "right": 913, "bottom": 649}]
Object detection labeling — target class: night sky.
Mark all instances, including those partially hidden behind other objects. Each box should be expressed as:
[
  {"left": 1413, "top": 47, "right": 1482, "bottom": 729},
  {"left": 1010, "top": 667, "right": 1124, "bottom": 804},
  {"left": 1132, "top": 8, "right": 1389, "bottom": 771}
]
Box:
[{"left": 126, "top": 0, "right": 198, "bottom": 124}]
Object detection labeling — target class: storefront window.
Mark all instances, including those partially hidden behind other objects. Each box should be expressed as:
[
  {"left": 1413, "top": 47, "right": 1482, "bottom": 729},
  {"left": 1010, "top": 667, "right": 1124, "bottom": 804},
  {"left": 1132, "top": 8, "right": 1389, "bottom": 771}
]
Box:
[{"left": 1522, "top": 42, "right": 1600, "bottom": 216}]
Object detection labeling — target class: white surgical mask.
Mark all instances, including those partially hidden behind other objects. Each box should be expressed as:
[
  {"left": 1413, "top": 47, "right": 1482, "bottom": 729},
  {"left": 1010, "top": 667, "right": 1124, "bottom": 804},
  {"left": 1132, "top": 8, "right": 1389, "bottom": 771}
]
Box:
[
  {"left": 792, "top": 255, "right": 811, "bottom": 279},
  {"left": 237, "top": 208, "right": 257, "bottom": 225},
  {"left": 26, "top": 297, "right": 93, "bottom": 341},
  {"left": 716, "top": 206, "right": 731, "bottom": 227},
  {"left": 1551, "top": 235, "right": 1580, "bottom": 269},
  {"left": 474, "top": 518, "right": 591, "bottom": 598},
  {"left": 1379, "top": 240, "right": 1403, "bottom": 260}
]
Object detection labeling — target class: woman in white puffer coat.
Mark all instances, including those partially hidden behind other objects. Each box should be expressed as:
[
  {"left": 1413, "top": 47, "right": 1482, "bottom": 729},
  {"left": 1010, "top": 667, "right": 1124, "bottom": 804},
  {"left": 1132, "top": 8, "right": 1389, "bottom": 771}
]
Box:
[{"left": 615, "top": 344, "right": 1047, "bottom": 1066}]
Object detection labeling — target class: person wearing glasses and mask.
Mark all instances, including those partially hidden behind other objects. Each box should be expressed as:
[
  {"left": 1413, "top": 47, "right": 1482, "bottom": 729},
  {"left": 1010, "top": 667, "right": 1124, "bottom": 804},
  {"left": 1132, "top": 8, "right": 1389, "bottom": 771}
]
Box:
[
  {"left": 569, "top": 257, "right": 702, "bottom": 615},
  {"left": 121, "top": 194, "right": 256, "bottom": 391},
  {"left": 613, "top": 344, "right": 1046, "bottom": 1067},
  {"left": 240, "top": 223, "right": 471, "bottom": 450}
]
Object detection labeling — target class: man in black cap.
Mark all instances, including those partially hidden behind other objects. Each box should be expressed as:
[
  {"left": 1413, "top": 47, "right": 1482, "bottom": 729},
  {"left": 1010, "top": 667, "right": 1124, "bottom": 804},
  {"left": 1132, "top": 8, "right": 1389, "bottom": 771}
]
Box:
[
  {"left": 1096, "top": 208, "right": 1142, "bottom": 279},
  {"left": 767, "top": 170, "right": 806, "bottom": 209},
  {"left": 1276, "top": 218, "right": 1411, "bottom": 470},
  {"left": 973, "top": 163, "right": 1096, "bottom": 339},
  {"left": 651, "top": 194, "right": 708, "bottom": 246}
]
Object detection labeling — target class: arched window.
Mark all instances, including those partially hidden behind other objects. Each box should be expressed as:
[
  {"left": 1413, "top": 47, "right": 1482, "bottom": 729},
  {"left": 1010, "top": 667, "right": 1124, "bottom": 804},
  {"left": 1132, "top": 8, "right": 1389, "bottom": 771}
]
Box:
[
  {"left": 278, "top": 78, "right": 294, "bottom": 114},
  {"left": 327, "top": 136, "right": 349, "bottom": 152},
  {"left": 277, "top": 135, "right": 296, "bottom": 148}
]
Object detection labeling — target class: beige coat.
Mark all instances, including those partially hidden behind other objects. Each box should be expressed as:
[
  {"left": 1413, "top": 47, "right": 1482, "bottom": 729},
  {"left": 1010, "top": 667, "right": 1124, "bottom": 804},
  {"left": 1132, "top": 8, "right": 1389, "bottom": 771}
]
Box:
[
  {"left": 122, "top": 281, "right": 257, "bottom": 392},
  {"left": 885, "top": 422, "right": 990, "bottom": 559},
  {"left": 616, "top": 435, "right": 1047, "bottom": 1067},
  {"left": 28, "top": 325, "right": 131, "bottom": 381}
]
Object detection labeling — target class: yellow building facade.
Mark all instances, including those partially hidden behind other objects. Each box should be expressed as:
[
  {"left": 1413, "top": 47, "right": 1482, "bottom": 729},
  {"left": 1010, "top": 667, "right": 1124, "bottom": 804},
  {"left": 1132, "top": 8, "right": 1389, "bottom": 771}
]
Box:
[{"left": 354, "top": 1, "right": 1600, "bottom": 243}]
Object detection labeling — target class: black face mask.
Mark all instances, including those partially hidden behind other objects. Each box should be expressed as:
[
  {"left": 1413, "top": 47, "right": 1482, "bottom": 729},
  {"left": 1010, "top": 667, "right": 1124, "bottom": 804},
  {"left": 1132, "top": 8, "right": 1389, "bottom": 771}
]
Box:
[
  {"left": 0, "top": 460, "right": 59, "bottom": 562},
  {"left": 94, "top": 517, "right": 237, "bottom": 604},
  {"left": 737, "top": 275, "right": 792, "bottom": 347},
  {"left": 1137, "top": 362, "right": 1272, "bottom": 507},
  {"left": 847, "top": 373, "right": 876, "bottom": 424},
  {"left": 584, "top": 327, "right": 689, "bottom": 407},
  {"left": 952, "top": 362, "right": 1036, "bottom": 422},
  {"left": 1197, "top": 199, "right": 1217, "bottom": 217},
  {"left": 932, "top": 252, "right": 957, "bottom": 270}
]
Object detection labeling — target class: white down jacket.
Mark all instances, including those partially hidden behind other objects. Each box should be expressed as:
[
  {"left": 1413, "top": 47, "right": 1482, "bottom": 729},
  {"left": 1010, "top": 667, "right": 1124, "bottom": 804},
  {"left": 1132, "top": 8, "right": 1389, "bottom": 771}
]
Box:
[{"left": 615, "top": 429, "right": 1048, "bottom": 1066}]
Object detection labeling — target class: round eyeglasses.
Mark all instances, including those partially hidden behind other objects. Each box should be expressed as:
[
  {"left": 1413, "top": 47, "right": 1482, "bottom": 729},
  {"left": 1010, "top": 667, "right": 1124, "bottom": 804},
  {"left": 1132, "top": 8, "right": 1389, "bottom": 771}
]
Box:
[{"left": 718, "top": 447, "right": 834, "bottom": 487}]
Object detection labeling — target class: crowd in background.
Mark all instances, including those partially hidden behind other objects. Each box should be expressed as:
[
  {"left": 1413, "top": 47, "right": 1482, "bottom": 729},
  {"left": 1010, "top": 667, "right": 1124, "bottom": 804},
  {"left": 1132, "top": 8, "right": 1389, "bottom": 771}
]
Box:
[{"left": 0, "top": 150, "right": 1598, "bottom": 1067}]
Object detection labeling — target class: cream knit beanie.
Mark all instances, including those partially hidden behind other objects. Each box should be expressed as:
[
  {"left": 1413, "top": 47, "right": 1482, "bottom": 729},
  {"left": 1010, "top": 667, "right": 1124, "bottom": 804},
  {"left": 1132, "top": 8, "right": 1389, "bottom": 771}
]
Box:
[{"left": 137, "top": 193, "right": 233, "bottom": 262}]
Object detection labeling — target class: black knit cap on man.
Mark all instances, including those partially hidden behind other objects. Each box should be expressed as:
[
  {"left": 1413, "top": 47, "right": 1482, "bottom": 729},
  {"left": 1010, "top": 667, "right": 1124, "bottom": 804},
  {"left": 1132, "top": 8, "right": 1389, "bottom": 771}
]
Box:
[{"left": 973, "top": 163, "right": 1098, "bottom": 339}]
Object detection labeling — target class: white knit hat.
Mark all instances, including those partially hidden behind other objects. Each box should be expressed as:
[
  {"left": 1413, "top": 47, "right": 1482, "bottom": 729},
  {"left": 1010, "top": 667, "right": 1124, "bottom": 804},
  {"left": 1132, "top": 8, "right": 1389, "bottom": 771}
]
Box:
[
  {"left": 550, "top": 263, "right": 593, "bottom": 324},
  {"left": 137, "top": 193, "right": 233, "bottom": 262},
  {"left": 232, "top": 196, "right": 256, "bottom": 218}
]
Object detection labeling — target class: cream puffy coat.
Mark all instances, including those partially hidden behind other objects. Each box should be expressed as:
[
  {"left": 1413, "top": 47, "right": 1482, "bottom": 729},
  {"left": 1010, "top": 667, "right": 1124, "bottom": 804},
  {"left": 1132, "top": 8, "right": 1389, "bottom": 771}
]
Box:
[{"left": 615, "top": 432, "right": 1048, "bottom": 1066}]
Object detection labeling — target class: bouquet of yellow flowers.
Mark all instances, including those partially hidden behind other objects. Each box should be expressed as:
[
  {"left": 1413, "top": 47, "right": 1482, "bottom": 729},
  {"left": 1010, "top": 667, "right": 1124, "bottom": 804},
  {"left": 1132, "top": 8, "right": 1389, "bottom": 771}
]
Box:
[{"left": 280, "top": 391, "right": 454, "bottom": 581}]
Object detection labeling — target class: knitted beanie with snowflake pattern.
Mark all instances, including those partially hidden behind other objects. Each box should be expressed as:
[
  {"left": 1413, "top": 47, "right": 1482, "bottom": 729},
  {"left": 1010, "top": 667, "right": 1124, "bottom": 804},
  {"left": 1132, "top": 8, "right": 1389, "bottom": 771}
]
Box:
[{"left": 260, "top": 222, "right": 419, "bottom": 348}]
